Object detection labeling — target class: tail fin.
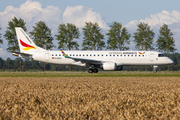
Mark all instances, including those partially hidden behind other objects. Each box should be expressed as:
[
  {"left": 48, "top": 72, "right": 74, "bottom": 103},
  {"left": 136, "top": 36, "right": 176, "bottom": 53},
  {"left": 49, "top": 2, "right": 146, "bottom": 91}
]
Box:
[{"left": 15, "top": 27, "right": 46, "bottom": 52}]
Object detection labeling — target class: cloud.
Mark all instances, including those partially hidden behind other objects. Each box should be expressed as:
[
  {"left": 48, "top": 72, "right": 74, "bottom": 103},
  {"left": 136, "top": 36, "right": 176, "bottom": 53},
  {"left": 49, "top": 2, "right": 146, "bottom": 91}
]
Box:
[
  {"left": 125, "top": 10, "right": 180, "bottom": 28},
  {"left": 125, "top": 10, "right": 180, "bottom": 52},
  {"left": 0, "top": 0, "right": 108, "bottom": 32},
  {"left": 0, "top": 0, "right": 63, "bottom": 32},
  {"left": 63, "top": 6, "right": 108, "bottom": 29},
  {"left": 142, "top": 10, "right": 180, "bottom": 26},
  {"left": 0, "top": 48, "right": 5, "bottom": 56}
]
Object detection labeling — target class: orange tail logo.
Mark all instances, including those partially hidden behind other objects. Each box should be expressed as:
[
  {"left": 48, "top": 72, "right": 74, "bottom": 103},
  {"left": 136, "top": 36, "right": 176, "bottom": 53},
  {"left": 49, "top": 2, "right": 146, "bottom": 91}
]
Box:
[{"left": 20, "top": 39, "right": 36, "bottom": 51}]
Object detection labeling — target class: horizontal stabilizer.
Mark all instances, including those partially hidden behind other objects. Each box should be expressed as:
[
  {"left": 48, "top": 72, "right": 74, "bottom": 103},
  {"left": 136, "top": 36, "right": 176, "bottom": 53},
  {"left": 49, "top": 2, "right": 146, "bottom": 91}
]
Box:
[{"left": 12, "top": 51, "right": 32, "bottom": 59}]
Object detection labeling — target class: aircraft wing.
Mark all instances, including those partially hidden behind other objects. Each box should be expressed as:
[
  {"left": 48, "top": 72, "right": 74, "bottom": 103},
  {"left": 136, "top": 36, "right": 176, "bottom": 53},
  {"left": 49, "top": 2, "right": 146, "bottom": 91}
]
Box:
[
  {"left": 69, "top": 57, "right": 102, "bottom": 64},
  {"left": 60, "top": 49, "right": 115, "bottom": 64},
  {"left": 60, "top": 49, "right": 102, "bottom": 64}
]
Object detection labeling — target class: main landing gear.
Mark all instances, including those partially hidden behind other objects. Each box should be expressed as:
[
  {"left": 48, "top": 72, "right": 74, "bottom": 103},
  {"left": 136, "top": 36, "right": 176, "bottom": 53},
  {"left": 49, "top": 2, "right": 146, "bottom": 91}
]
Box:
[
  {"left": 153, "top": 65, "right": 158, "bottom": 73},
  {"left": 88, "top": 68, "right": 98, "bottom": 73}
]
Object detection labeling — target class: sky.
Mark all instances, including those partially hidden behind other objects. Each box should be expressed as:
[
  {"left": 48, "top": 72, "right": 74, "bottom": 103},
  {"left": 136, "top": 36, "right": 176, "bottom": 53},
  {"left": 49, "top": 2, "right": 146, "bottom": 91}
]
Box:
[{"left": 0, "top": 0, "right": 180, "bottom": 59}]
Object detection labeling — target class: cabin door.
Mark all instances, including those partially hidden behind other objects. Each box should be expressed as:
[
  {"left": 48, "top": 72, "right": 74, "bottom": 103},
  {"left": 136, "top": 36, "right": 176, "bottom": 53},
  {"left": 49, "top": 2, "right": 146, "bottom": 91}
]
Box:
[{"left": 150, "top": 53, "right": 154, "bottom": 61}]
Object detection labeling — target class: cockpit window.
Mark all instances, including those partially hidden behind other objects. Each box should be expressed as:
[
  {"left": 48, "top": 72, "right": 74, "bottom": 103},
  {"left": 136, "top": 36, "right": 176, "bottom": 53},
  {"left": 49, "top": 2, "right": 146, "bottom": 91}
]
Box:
[{"left": 158, "top": 54, "right": 165, "bottom": 57}]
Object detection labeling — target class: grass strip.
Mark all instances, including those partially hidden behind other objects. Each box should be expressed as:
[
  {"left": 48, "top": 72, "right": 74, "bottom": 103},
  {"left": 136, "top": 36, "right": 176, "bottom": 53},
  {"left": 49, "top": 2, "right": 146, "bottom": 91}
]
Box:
[{"left": 0, "top": 73, "right": 180, "bottom": 77}]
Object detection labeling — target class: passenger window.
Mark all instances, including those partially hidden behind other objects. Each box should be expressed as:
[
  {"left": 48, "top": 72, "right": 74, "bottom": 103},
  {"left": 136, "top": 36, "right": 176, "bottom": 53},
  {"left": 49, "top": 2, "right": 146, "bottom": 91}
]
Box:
[
  {"left": 98, "top": 55, "right": 99, "bottom": 56},
  {"left": 94, "top": 54, "right": 96, "bottom": 56},
  {"left": 83, "top": 54, "right": 85, "bottom": 56},
  {"left": 113, "top": 55, "right": 115, "bottom": 57},
  {"left": 139, "top": 55, "right": 141, "bottom": 57},
  {"left": 86, "top": 54, "right": 88, "bottom": 56},
  {"left": 131, "top": 55, "right": 133, "bottom": 57},
  {"left": 76, "top": 54, "right": 78, "bottom": 56},
  {"left": 110, "top": 55, "right": 111, "bottom": 57},
  {"left": 70, "top": 54, "right": 71, "bottom": 56},
  {"left": 124, "top": 55, "right": 126, "bottom": 57},
  {"left": 79, "top": 54, "right": 81, "bottom": 56},
  {"left": 52, "top": 54, "right": 54, "bottom": 56},
  {"left": 55, "top": 54, "right": 57, "bottom": 56},
  {"left": 135, "top": 55, "right": 137, "bottom": 57},
  {"left": 128, "top": 55, "right": 129, "bottom": 57},
  {"left": 142, "top": 55, "right": 144, "bottom": 57},
  {"left": 102, "top": 54, "right": 103, "bottom": 56},
  {"left": 90, "top": 54, "right": 92, "bottom": 56},
  {"left": 121, "top": 55, "right": 122, "bottom": 57},
  {"left": 106, "top": 55, "right": 108, "bottom": 56},
  {"left": 117, "top": 55, "right": 119, "bottom": 56},
  {"left": 73, "top": 54, "right": 75, "bottom": 56}
]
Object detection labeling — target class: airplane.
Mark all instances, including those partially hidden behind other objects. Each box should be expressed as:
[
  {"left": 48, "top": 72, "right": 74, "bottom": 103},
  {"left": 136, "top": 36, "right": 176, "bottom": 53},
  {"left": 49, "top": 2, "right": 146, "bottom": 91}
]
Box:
[{"left": 12, "top": 27, "right": 174, "bottom": 73}]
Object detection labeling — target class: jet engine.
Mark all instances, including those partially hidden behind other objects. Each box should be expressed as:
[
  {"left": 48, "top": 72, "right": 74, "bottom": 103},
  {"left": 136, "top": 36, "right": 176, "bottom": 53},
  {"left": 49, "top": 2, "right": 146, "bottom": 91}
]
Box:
[
  {"left": 103, "top": 62, "right": 117, "bottom": 70},
  {"left": 102, "top": 62, "right": 123, "bottom": 71}
]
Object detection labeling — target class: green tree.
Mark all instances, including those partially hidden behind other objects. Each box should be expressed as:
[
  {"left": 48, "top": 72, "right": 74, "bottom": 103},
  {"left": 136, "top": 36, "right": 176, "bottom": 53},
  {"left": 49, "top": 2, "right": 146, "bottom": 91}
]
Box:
[
  {"left": 106, "top": 22, "right": 131, "bottom": 50},
  {"left": 133, "top": 22, "right": 155, "bottom": 71},
  {"left": 156, "top": 24, "right": 176, "bottom": 71},
  {"left": 30, "top": 60, "right": 39, "bottom": 69},
  {"left": 23, "top": 59, "right": 30, "bottom": 71},
  {"left": 0, "top": 57, "right": 4, "bottom": 69},
  {"left": 5, "top": 57, "right": 13, "bottom": 69},
  {"left": 156, "top": 23, "right": 176, "bottom": 55},
  {"left": 56, "top": 23, "right": 80, "bottom": 50},
  {"left": 4, "top": 17, "right": 27, "bottom": 71},
  {"left": 82, "top": 22, "right": 105, "bottom": 50},
  {"left": 133, "top": 22, "right": 155, "bottom": 51},
  {"left": 55, "top": 23, "right": 80, "bottom": 71},
  {"left": 29, "top": 21, "right": 54, "bottom": 71},
  {"left": 0, "top": 27, "right": 3, "bottom": 47}
]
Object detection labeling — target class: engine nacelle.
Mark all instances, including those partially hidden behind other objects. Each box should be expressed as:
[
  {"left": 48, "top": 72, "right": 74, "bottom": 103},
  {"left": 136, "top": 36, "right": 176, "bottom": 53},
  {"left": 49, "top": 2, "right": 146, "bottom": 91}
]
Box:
[{"left": 103, "top": 62, "right": 117, "bottom": 71}]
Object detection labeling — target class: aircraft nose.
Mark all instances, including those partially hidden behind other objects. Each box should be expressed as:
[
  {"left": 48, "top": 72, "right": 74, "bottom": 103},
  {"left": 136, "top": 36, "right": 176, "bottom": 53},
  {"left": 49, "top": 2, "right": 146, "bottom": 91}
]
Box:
[{"left": 168, "top": 59, "right": 174, "bottom": 64}]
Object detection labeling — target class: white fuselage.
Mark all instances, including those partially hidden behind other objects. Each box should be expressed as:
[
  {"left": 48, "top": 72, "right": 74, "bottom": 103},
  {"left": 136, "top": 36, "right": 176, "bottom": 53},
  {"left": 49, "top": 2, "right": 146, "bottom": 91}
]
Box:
[{"left": 30, "top": 51, "right": 173, "bottom": 67}]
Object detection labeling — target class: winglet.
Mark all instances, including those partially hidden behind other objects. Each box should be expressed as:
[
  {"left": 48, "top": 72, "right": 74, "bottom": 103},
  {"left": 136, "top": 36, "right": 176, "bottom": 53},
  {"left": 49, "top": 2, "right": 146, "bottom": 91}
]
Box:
[{"left": 60, "top": 49, "right": 71, "bottom": 58}]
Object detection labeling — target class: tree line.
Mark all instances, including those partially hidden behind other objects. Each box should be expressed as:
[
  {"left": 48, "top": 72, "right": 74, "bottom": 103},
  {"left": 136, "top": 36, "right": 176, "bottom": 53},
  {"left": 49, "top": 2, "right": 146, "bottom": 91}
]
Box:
[{"left": 0, "top": 17, "right": 178, "bottom": 71}]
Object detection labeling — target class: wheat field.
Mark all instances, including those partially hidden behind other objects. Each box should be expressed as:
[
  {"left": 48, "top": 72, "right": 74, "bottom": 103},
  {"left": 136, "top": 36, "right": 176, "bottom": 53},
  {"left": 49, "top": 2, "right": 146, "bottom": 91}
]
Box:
[{"left": 0, "top": 77, "right": 180, "bottom": 119}]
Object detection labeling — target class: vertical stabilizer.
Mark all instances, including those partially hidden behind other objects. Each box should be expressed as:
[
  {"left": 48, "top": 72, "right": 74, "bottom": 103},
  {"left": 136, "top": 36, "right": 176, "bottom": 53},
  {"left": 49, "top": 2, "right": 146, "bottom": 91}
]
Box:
[{"left": 15, "top": 27, "right": 46, "bottom": 52}]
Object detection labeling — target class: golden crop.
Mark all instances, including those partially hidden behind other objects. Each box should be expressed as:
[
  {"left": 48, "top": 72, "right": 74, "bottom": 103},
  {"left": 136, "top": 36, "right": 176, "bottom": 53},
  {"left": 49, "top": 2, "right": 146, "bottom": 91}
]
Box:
[{"left": 0, "top": 77, "right": 180, "bottom": 119}]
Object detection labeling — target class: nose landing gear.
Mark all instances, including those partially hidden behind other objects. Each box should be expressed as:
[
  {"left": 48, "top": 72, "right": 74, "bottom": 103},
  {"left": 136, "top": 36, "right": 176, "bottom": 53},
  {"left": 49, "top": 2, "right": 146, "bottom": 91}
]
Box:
[{"left": 153, "top": 65, "right": 158, "bottom": 73}]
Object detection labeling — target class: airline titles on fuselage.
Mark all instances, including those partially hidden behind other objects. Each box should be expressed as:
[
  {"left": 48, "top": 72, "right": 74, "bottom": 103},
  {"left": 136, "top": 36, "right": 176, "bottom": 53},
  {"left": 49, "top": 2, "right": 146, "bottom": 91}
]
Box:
[{"left": 109, "top": 52, "right": 138, "bottom": 55}]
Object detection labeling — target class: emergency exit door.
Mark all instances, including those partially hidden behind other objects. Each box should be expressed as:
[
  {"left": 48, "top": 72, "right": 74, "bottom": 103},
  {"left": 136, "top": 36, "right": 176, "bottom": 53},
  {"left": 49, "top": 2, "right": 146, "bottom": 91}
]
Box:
[{"left": 45, "top": 53, "right": 49, "bottom": 61}]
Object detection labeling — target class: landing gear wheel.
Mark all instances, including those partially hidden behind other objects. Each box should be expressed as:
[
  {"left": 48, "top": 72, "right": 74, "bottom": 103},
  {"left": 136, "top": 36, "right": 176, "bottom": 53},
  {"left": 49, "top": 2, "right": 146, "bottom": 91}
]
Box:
[
  {"left": 153, "top": 65, "right": 158, "bottom": 73},
  {"left": 88, "top": 69, "right": 94, "bottom": 73},
  {"left": 153, "top": 69, "right": 157, "bottom": 73},
  {"left": 93, "top": 69, "right": 98, "bottom": 73}
]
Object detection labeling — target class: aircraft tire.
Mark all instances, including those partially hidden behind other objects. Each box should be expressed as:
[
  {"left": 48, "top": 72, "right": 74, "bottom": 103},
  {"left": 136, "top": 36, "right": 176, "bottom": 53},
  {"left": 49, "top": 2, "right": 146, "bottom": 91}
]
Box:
[
  {"left": 94, "top": 69, "right": 98, "bottom": 73},
  {"left": 88, "top": 69, "right": 94, "bottom": 73}
]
